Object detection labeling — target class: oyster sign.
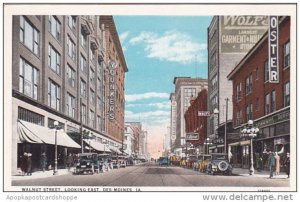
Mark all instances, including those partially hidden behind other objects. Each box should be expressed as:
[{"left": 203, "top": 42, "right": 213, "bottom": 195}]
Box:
[
  {"left": 108, "top": 60, "right": 116, "bottom": 120},
  {"left": 220, "top": 16, "right": 268, "bottom": 53},
  {"left": 269, "top": 16, "right": 279, "bottom": 83}
]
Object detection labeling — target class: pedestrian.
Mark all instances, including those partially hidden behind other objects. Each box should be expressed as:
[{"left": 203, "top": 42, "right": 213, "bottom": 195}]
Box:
[
  {"left": 267, "top": 152, "right": 275, "bottom": 178},
  {"left": 40, "top": 152, "right": 47, "bottom": 172},
  {"left": 27, "top": 152, "right": 32, "bottom": 176},
  {"left": 274, "top": 152, "right": 280, "bottom": 176},
  {"left": 66, "top": 153, "right": 73, "bottom": 171},
  {"left": 20, "top": 152, "right": 28, "bottom": 176},
  {"left": 284, "top": 153, "right": 290, "bottom": 178}
]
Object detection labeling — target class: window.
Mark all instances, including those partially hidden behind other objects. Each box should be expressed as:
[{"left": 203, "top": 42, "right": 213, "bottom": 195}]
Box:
[
  {"left": 48, "top": 16, "right": 61, "bottom": 40},
  {"left": 48, "top": 44, "right": 60, "bottom": 74},
  {"left": 18, "top": 107, "right": 44, "bottom": 126},
  {"left": 66, "top": 93, "right": 75, "bottom": 118},
  {"left": 67, "top": 36, "right": 76, "bottom": 60},
  {"left": 236, "top": 82, "right": 242, "bottom": 101},
  {"left": 19, "top": 58, "right": 38, "bottom": 100},
  {"left": 20, "top": 16, "right": 39, "bottom": 55},
  {"left": 97, "top": 96, "right": 103, "bottom": 111},
  {"left": 89, "top": 110, "right": 95, "bottom": 128},
  {"left": 80, "top": 79, "right": 87, "bottom": 97},
  {"left": 211, "top": 74, "right": 218, "bottom": 91},
  {"left": 68, "top": 15, "right": 76, "bottom": 31},
  {"left": 246, "top": 103, "right": 253, "bottom": 121},
  {"left": 271, "top": 90, "right": 276, "bottom": 112},
  {"left": 67, "top": 64, "right": 76, "bottom": 87},
  {"left": 97, "top": 115, "right": 102, "bottom": 131},
  {"left": 90, "top": 68, "right": 95, "bottom": 84},
  {"left": 264, "top": 60, "right": 269, "bottom": 82},
  {"left": 80, "top": 31, "right": 87, "bottom": 49},
  {"left": 265, "top": 93, "right": 270, "bottom": 115},
  {"left": 80, "top": 54, "right": 87, "bottom": 74},
  {"left": 284, "top": 82, "right": 290, "bottom": 107},
  {"left": 256, "top": 67, "right": 259, "bottom": 80},
  {"left": 81, "top": 104, "right": 86, "bottom": 124},
  {"left": 90, "top": 47, "right": 96, "bottom": 64},
  {"left": 284, "top": 41, "right": 290, "bottom": 68},
  {"left": 48, "top": 79, "right": 60, "bottom": 111},
  {"left": 90, "top": 89, "right": 95, "bottom": 105},
  {"left": 245, "top": 74, "right": 253, "bottom": 95}
]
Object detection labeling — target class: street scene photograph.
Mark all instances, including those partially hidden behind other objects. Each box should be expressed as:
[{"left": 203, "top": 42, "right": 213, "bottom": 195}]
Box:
[{"left": 3, "top": 3, "right": 296, "bottom": 192}]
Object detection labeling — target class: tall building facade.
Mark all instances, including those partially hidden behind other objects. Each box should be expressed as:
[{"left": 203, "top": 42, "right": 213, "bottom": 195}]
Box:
[
  {"left": 11, "top": 15, "right": 127, "bottom": 174},
  {"left": 125, "top": 122, "right": 142, "bottom": 156},
  {"left": 227, "top": 16, "right": 290, "bottom": 169},
  {"left": 207, "top": 16, "right": 268, "bottom": 152},
  {"left": 124, "top": 123, "right": 135, "bottom": 156},
  {"left": 173, "top": 77, "right": 208, "bottom": 155},
  {"left": 169, "top": 93, "right": 177, "bottom": 151}
]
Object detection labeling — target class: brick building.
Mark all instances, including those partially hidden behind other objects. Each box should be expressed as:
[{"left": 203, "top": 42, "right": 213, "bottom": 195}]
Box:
[
  {"left": 227, "top": 16, "right": 290, "bottom": 169},
  {"left": 184, "top": 89, "right": 208, "bottom": 153},
  {"left": 11, "top": 15, "right": 127, "bottom": 174}
]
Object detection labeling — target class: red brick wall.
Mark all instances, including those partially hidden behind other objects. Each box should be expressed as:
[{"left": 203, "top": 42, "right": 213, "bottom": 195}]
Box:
[
  {"left": 231, "top": 17, "right": 290, "bottom": 128},
  {"left": 184, "top": 89, "right": 208, "bottom": 145}
]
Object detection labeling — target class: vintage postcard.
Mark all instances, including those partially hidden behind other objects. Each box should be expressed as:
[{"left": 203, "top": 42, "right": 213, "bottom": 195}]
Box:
[{"left": 2, "top": 3, "right": 297, "bottom": 194}]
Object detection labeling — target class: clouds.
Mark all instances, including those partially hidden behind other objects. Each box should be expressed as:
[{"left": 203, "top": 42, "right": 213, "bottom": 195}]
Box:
[
  {"left": 128, "top": 30, "right": 207, "bottom": 64},
  {"left": 125, "top": 92, "right": 169, "bottom": 102}
]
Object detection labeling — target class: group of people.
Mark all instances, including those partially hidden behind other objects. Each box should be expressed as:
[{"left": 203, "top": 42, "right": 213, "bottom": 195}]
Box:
[
  {"left": 20, "top": 152, "right": 32, "bottom": 176},
  {"left": 267, "top": 152, "right": 290, "bottom": 178}
]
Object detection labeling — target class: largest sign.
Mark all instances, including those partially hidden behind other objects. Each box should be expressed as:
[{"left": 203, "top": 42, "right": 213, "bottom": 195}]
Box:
[{"left": 220, "top": 16, "right": 268, "bottom": 53}]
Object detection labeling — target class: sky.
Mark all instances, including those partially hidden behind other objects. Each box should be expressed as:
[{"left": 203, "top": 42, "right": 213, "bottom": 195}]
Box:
[{"left": 114, "top": 16, "right": 212, "bottom": 158}]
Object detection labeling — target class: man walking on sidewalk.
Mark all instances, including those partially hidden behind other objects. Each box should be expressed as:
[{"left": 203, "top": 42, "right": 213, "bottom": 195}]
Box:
[{"left": 268, "top": 152, "right": 275, "bottom": 178}]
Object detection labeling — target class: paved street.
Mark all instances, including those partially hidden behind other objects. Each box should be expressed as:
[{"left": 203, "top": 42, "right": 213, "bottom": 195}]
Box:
[{"left": 12, "top": 163, "right": 289, "bottom": 187}]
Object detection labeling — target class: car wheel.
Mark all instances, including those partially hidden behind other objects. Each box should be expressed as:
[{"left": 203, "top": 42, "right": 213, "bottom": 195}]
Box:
[{"left": 218, "top": 161, "right": 229, "bottom": 172}]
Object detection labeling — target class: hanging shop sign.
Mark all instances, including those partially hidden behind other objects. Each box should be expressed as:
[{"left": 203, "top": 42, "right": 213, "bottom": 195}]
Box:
[
  {"left": 108, "top": 60, "right": 116, "bottom": 120},
  {"left": 198, "top": 111, "right": 210, "bottom": 116},
  {"left": 186, "top": 133, "right": 199, "bottom": 141},
  {"left": 269, "top": 16, "right": 279, "bottom": 83},
  {"left": 220, "top": 16, "right": 268, "bottom": 53}
]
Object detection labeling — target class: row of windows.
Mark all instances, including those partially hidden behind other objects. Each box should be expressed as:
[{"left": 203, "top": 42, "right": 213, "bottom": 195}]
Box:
[{"left": 235, "top": 82, "right": 290, "bottom": 126}]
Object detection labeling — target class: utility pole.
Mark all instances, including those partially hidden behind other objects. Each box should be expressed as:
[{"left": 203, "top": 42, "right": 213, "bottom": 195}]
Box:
[
  {"left": 225, "top": 98, "right": 229, "bottom": 154},
  {"left": 80, "top": 98, "right": 83, "bottom": 153}
]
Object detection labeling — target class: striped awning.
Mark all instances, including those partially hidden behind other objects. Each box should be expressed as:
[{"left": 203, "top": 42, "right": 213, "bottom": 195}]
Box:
[
  {"left": 17, "top": 120, "right": 81, "bottom": 148},
  {"left": 83, "top": 139, "right": 110, "bottom": 152}
]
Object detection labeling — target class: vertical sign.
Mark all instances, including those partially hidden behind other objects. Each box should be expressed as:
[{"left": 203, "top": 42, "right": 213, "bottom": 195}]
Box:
[
  {"left": 108, "top": 60, "right": 116, "bottom": 120},
  {"left": 269, "top": 16, "right": 279, "bottom": 83}
]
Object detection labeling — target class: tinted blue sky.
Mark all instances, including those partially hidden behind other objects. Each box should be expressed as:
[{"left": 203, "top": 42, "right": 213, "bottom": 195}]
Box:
[{"left": 114, "top": 16, "right": 212, "bottom": 157}]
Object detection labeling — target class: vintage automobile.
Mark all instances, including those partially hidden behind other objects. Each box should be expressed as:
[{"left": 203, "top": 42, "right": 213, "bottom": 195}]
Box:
[
  {"left": 74, "top": 153, "right": 98, "bottom": 175},
  {"left": 97, "top": 154, "right": 111, "bottom": 172},
  {"left": 158, "top": 157, "right": 170, "bottom": 166},
  {"left": 186, "top": 155, "right": 198, "bottom": 169},
  {"left": 205, "top": 153, "right": 233, "bottom": 175},
  {"left": 192, "top": 154, "right": 211, "bottom": 171},
  {"left": 111, "top": 156, "right": 121, "bottom": 169},
  {"left": 118, "top": 156, "right": 127, "bottom": 168}
]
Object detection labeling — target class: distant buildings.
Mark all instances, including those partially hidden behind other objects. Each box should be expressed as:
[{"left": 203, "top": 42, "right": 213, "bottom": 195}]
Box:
[
  {"left": 172, "top": 77, "right": 208, "bottom": 156},
  {"left": 12, "top": 15, "right": 127, "bottom": 174}
]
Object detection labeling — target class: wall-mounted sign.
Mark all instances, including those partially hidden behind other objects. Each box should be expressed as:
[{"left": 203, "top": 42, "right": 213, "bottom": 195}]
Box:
[
  {"left": 186, "top": 133, "right": 199, "bottom": 141},
  {"left": 269, "top": 16, "right": 279, "bottom": 83},
  {"left": 198, "top": 111, "right": 210, "bottom": 116},
  {"left": 220, "top": 16, "right": 268, "bottom": 53},
  {"left": 108, "top": 60, "right": 116, "bottom": 120}
]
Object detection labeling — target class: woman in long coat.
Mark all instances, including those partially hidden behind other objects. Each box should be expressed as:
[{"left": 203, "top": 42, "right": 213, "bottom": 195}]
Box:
[
  {"left": 27, "top": 153, "right": 32, "bottom": 176},
  {"left": 20, "top": 152, "right": 28, "bottom": 176},
  {"left": 284, "top": 153, "right": 290, "bottom": 178},
  {"left": 40, "top": 152, "right": 47, "bottom": 172},
  {"left": 274, "top": 152, "right": 280, "bottom": 175}
]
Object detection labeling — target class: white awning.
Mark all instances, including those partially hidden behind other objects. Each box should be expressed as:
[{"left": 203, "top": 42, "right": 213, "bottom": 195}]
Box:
[
  {"left": 109, "top": 146, "right": 122, "bottom": 154},
  {"left": 83, "top": 139, "right": 110, "bottom": 152},
  {"left": 17, "top": 120, "right": 81, "bottom": 148}
]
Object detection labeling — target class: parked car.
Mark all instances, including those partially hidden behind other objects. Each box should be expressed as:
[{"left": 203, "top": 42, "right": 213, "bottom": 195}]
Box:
[
  {"left": 206, "top": 153, "right": 233, "bottom": 175},
  {"left": 158, "top": 157, "right": 170, "bottom": 166},
  {"left": 97, "top": 154, "right": 111, "bottom": 172},
  {"left": 192, "top": 154, "right": 211, "bottom": 171},
  {"left": 74, "top": 153, "right": 97, "bottom": 175},
  {"left": 118, "top": 156, "right": 127, "bottom": 168},
  {"left": 111, "top": 156, "right": 120, "bottom": 169}
]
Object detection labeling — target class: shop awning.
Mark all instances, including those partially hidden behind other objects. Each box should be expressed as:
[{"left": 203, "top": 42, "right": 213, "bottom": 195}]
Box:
[
  {"left": 228, "top": 142, "right": 240, "bottom": 146},
  {"left": 17, "top": 120, "right": 81, "bottom": 148},
  {"left": 109, "top": 146, "right": 122, "bottom": 154},
  {"left": 240, "top": 140, "right": 250, "bottom": 146},
  {"left": 83, "top": 139, "right": 111, "bottom": 152}
]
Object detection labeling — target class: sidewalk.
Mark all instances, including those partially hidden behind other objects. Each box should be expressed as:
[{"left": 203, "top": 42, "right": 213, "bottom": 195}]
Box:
[
  {"left": 233, "top": 168, "right": 289, "bottom": 179},
  {"left": 12, "top": 169, "right": 71, "bottom": 181}
]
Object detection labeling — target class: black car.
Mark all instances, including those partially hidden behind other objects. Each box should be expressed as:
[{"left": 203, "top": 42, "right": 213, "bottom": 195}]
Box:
[
  {"left": 74, "top": 153, "right": 97, "bottom": 175},
  {"left": 158, "top": 157, "right": 170, "bottom": 166},
  {"left": 206, "top": 153, "right": 233, "bottom": 175}
]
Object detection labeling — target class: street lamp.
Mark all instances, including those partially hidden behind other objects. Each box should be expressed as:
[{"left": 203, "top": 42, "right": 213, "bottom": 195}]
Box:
[
  {"left": 89, "top": 133, "right": 92, "bottom": 153},
  {"left": 204, "top": 138, "right": 212, "bottom": 154},
  {"left": 240, "top": 120, "right": 259, "bottom": 175},
  {"left": 53, "top": 121, "right": 61, "bottom": 175}
]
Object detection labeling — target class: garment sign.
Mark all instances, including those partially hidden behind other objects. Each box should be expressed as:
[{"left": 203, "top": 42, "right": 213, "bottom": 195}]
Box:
[
  {"left": 108, "top": 60, "right": 116, "bottom": 120},
  {"left": 269, "top": 16, "right": 279, "bottom": 83}
]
